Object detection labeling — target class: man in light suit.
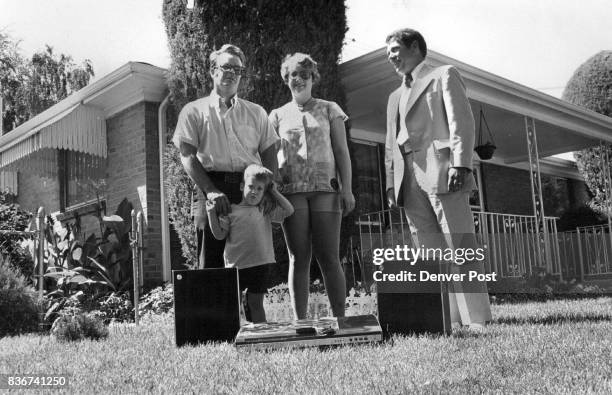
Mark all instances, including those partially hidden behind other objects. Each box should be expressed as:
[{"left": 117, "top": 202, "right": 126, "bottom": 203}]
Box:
[{"left": 384, "top": 28, "right": 491, "bottom": 328}]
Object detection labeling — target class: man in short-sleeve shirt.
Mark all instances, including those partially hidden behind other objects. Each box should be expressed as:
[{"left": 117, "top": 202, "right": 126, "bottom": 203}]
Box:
[{"left": 172, "top": 44, "right": 279, "bottom": 268}]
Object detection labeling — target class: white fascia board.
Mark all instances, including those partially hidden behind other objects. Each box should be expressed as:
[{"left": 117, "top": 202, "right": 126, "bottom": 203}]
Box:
[
  {"left": 0, "top": 62, "right": 168, "bottom": 149},
  {"left": 341, "top": 48, "right": 612, "bottom": 141}
]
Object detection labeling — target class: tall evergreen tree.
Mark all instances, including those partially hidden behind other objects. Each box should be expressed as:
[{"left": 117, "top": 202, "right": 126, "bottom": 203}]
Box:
[
  {"left": 162, "top": 0, "right": 353, "bottom": 269},
  {"left": 163, "top": 0, "right": 347, "bottom": 112},
  {"left": 562, "top": 51, "right": 612, "bottom": 214}
]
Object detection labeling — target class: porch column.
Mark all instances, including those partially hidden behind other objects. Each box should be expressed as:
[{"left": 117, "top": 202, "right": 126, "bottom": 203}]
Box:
[{"left": 524, "top": 116, "right": 552, "bottom": 272}]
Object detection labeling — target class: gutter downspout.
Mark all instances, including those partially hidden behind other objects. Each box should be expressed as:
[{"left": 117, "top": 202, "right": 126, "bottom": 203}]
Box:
[{"left": 158, "top": 93, "right": 171, "bottom": 282}]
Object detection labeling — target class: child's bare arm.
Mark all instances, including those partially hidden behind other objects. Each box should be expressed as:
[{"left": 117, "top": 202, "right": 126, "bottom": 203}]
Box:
[
  {"left": 206, "top": 200, "right": 229, "bottom": 240},
  {"left": 269, "top": 183, "right": 294, "bottom": 216}
]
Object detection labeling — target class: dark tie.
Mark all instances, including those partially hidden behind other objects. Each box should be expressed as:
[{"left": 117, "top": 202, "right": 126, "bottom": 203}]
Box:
[{"left": 404, "top": 74, "right": 413, "bottom": 88}]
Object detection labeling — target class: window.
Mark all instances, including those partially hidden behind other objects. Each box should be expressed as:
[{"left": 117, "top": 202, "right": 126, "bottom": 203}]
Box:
[
  {"left": 59, "top": 149, "right": 106, "bottom": 211},
  {"left": 541, "top": 174, "right": 570, "bottom": 217},
  {"left": 351, "top": 140, "right": 385, "bottom": 223},
  {"left": 350, "top": 140, "right": 484, "bottom": 219}
]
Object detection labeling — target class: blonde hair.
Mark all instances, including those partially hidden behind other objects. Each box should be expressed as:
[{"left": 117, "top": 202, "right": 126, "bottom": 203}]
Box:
[
  {"left": 243, "top": 164, "right": 277, "bottom": 213},
  {"left": 243, "top": 164, "right": 273, "bottom": 185},
  {"left": 280, "top": 53, "right": 321, "bottom": 84}
]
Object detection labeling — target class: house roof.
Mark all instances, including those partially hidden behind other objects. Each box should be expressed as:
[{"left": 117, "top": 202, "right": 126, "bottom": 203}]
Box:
[
  {"left": 341, "top": 48, "right": 612, "bottom": 164},
  {"left": 3, "top": 51, "right": 609, "bottom": 177},
  {"left": 0, "top": 62, "right": 167, "bottom": 172}
]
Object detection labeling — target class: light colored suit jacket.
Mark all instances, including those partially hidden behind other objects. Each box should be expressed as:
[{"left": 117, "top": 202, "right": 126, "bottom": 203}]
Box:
[{"left": 385, "top": 63, "right": 477, "bottom": 204}]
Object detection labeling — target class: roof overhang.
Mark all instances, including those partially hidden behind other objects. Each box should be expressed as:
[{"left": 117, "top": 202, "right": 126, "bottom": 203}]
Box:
[
  {"left": 341, "top": 48, "right": 612, "bottom": 165},
  {"left": 0, "top": 62, "right": 167, "bottom": 173}
]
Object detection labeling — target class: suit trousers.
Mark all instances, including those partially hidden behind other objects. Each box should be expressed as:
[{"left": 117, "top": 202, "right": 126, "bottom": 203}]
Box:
[{"left": 401, "top": 154, "right": 492, "bottom": 325}]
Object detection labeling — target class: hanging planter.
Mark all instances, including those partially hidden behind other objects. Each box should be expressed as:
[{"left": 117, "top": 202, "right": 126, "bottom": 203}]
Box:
[
  {"left": 475, "top": 142, "right": 496, "bottom": 160},
  {"left": 474, "top": 107, "right": 496, "bottom": 160}
]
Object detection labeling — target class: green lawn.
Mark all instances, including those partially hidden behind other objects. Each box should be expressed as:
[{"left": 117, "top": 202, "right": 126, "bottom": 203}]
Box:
[{"left": 1, "top": 297, "right": 611, "bottom": 393}]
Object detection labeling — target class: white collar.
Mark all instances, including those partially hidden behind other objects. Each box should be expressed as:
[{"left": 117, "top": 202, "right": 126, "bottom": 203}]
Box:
[
  {"left": 210, "top": 90, "right": 238, "bottom": 109},
  {"left": 409, "top": 60, "right": 426, "bottom": 82}
]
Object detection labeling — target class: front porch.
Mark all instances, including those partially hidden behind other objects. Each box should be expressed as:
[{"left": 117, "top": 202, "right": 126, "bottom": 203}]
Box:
[{"left": 340, "top": 48, "right": 612, "bottom": 285}]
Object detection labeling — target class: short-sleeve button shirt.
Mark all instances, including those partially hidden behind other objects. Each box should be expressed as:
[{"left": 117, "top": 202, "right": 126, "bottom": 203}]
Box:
[{"left": 172, "top": 91, "right": 279, "bottom": 172}]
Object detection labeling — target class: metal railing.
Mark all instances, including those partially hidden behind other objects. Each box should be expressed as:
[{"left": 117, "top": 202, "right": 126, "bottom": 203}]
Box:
[
  {"left": 358, "top": 209, "right": 560, "bottom": 279},
  {"left": 472, "top": 211, "right": 560, "bottom": 278},
  {"left": 130, "top": 210, "right": 144, "bottom": 324},
  {"left": 558, "top": 224, "right": 612, "bottom": 280}
]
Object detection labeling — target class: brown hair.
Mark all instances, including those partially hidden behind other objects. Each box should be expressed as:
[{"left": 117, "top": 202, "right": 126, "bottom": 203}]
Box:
[
  {"left": 209, "top": 44, "right": 247, "bottom": 70},
  {"left": 385, "top": 28, "right": 427, "bottom": 57}
]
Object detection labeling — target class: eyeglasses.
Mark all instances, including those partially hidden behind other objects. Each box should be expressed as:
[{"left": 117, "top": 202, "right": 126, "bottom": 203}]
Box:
[
  {"left": 216, "top": 65, "right": 245, "bottom": 75},
  {"left": 288, "top": 70, "right": 312, "bottom": 80}
]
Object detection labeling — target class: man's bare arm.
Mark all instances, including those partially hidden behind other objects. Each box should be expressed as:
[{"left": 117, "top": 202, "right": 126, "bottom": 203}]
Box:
[
  {"left": 206, "top": 202, "right": 229, "bottom": 240},
  {"left": 178, "top": 141, "right": 230, "bottom": 215}
]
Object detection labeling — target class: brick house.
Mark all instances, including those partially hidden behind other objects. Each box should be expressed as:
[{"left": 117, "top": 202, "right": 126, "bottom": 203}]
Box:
[
  {"left": 341, "top": 49, "right": 611, "bottom": 222},
  {"left": 342, "top": 49, "right": 612, "bottom": 279},
  {"left": 2, "top": 50, "right": 612, "bottom": 284},
  {"left": 0, "top": 63, "right": 169, "bottom": 286}
]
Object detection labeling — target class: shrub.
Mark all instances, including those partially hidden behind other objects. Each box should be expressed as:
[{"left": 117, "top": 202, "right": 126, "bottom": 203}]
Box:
[
  {"left": 138, "top": 283, "right": 174, "bottom": 316},
  {"left": 51, "top": 291, "right": 135, "bottom": 325},
  {"left": 0, "top": 191, "right": 34, "bottom": 281},
  {"left": 95, "top": 292, "right": 134, "bottom": 324},
  {"left": 0, "top": 255, "right": 40, "bottom": 337},
  {"left": 556, "top": 205, "right": 606, "bottom": 231},
  {"left": 42, "top": 198, "right": 136, "bottom": 325},
  {"left": 488, "top": 268, "right": 607, "bottom": 304},
  {"left": 163, "top": 145, "right": 197, "bottom": 267},
  {"left": 51, "top": 312, "right": 108, "bottom": 342},
  {"left": 563, "top": 51, "right": 612, "bottom": 213},
  {"left": 44, "top": 290, "right": 134, "bottom": 326}
]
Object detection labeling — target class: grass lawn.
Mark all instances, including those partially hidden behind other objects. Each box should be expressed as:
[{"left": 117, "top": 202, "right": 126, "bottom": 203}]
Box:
[{"left": 1, "top": 297, "right": 611, "bottom": 393}]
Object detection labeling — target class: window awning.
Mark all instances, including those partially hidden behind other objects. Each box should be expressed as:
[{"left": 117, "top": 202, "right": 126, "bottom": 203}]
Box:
[{"left": 0, "top": 104, "right": 107, "bottom": 175}]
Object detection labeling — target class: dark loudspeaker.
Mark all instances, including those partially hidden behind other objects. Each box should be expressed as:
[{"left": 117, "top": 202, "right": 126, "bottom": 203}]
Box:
[
  {"left": 173, "top": 268, "right": 240, "bottom": 346},
  {"left": 376, "top": 260, "right": 451, "bottom": 338}
]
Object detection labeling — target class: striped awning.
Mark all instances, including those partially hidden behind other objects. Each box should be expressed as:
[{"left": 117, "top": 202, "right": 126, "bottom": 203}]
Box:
[{"left": 0, "top": 104, "right": 106, "bottom": 175}]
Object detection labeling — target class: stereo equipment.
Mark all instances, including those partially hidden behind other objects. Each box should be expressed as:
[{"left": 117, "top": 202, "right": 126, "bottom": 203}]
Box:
[{"left": 173, "top": 268, "right": 241, "bottom": 346}]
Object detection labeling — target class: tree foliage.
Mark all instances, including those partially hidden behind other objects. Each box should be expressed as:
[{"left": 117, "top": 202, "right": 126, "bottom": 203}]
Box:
[
  {"left": 162, "top": 0, "right": 353, "bottom": 268},
  {"left": 562, "top": 51, "right": 612, "bottom": 214},
  {"left": 162, "top": 0, "right": 347, "bottom": 112},
  {"left": 0, "top": 191, "right": 34, "bottom": 280},
  {"left": 163, "top": 144, "right": 198, "bottom": 265},
  {"left": 1, "top": 32, "right": 94, "bottom": 133},
  {"left": 0, "top": 254, "right": 40, "bottom": 337},
  {"left": 1, "top": 32, "right": 94, "bottom": 278}
]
